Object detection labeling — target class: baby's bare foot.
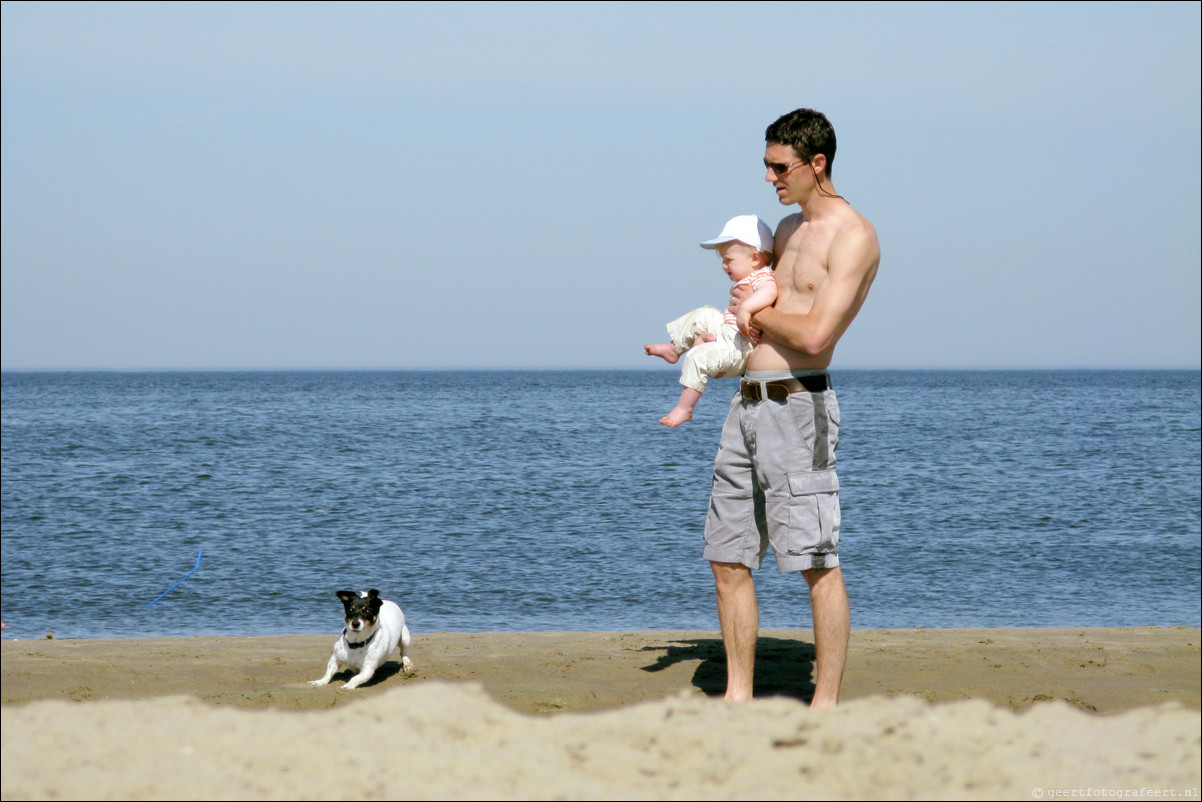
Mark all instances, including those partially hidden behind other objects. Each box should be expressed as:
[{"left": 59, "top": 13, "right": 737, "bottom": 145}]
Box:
[
  {"left": 659, "top": 406, "right": 694, "bottom": 427},
  {"left": 644, "top": 343, "right": 679, "bottom": 364}
]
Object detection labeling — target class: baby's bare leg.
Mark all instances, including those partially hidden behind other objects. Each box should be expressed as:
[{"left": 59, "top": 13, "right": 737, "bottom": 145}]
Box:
[
  {"left": 660, "top": 387, "right": 702, "bottom": 428},
  {"left": 646, "top": 329, "right": 716, "bottom": 364}
]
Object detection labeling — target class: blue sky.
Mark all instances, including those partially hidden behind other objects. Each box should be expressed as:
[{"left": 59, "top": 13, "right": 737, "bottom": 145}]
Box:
[{"left": 2, "top": 1, "right": 1199, "bottom": 370}]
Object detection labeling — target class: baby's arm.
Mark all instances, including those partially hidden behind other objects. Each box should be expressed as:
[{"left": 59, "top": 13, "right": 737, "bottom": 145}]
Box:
[{"left": 735, "top": 280, "right": 778, "bottom": 336}]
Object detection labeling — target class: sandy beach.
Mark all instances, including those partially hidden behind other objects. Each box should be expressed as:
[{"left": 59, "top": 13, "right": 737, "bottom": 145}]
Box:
[{"left": 3, "top": 627, "right": 1199, "bottom": 799}]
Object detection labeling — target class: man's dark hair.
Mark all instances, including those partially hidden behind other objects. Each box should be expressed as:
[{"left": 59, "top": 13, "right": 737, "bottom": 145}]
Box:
[{"left": 766, "top": 108, "right": 837, "bottom": 179}]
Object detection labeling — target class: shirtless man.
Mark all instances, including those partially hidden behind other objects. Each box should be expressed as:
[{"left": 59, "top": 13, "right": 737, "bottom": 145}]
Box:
[{"left": 704, "top": 108, "right": 880, "bottom": 707}]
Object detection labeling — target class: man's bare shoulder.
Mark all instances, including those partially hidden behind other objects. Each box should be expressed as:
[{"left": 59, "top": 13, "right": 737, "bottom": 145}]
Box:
[
  {"left": 830, "top": 205, "right": 880, "bottom": 274},
  {"left": 777, "top": 211, "right": 805, "bottom": 232},
  {"left": 771, "top": 212, "right": 805, "bottom": 264},
  {"left": 831, "top": 200, "right": 874, "bottom": 233}
]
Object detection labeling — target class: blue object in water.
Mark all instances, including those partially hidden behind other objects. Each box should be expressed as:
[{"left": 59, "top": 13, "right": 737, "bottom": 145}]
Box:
[{"left": 145, "top": 551, "right": 203, "bottom": 609}]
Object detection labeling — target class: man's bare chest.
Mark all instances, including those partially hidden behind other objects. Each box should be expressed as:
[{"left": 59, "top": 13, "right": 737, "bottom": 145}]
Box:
[
  {"left": 774, "top": 257, "right": 829, "bottom": 312},
  {"left": 775, "top": 226, "right": 833, "bottom": 309}
]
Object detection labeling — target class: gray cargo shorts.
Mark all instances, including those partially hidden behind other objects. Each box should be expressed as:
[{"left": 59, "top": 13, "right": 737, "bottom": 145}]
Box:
[{"left": 703, "top": 374, "right": 841, "bottom": 572}]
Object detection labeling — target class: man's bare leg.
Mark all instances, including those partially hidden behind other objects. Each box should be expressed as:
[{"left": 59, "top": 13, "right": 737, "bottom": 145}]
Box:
[
  {"left": 644, "top": 343, "right": 679, "bottom": 363},
  {"left": 801, "top": 566, "right": 849, "bottom": 708},
  {"left": 660, "top": 387, "right": 702, "bottom": 427},
  {"left": 711, "top": 561, "right": 758, "bottom": 701}
]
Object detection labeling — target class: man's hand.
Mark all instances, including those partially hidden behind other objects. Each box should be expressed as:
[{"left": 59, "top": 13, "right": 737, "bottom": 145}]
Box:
[
  {"left": 731, "top": 279, "right": 778, "bottom": 338},
  {"left": 728, "top": 282, "right": 754, "bottom": 316},
  {"left": 735, "top": 307, "right": 754, "bottom": 338}
]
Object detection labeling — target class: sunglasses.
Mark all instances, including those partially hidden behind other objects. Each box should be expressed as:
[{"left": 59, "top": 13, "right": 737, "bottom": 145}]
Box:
[{"left": 764, "top": 158, "right": 808, "bottom": 178}]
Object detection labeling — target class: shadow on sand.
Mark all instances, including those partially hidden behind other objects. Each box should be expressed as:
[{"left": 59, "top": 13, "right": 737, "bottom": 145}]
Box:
[
  {"left": 639, "top": 636, "right": 817, "bottom": 703},
  {"left": 319, "top": 659, "right": 409, "bottom": 689}
]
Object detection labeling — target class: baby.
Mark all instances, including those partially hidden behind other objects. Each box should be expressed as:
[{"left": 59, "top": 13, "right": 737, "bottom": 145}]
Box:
[{"left": 644, "top": 214, "right": 777, "bottom": 427}]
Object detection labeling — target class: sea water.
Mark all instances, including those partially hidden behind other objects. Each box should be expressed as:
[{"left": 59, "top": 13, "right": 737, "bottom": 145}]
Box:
[{"left": 1, "top": 369, "right": 1198, "bottom": 640}]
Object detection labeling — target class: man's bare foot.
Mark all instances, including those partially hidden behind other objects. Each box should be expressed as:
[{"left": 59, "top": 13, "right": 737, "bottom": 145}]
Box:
[
  {"left": 659, "top": 406, "right": 694, "bottom": 427},
  {"left": 644, "top": 343, "right": 679, "bottom": 364}
]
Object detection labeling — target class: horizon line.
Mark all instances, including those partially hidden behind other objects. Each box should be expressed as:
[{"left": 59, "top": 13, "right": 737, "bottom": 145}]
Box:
[{"left": 3, "top": 364, "right": 1200, "bottom": 374}]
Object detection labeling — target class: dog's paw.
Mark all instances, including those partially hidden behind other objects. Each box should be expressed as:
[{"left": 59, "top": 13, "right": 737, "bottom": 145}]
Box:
[
  {"left": 308, "top": 679, "right": 329, "bottom": 687},
  {"left": 401, "top": 656, "right": 415, "bottom": 675}
]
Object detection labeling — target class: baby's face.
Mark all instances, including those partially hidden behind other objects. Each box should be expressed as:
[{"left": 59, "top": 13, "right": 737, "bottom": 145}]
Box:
[{"left": 717, "top": 242, "right": 761, "bottom": 282}]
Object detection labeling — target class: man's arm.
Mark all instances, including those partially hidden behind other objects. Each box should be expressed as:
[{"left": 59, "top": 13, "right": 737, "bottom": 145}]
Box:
[{"left": 754, "top": 222, "right": 880, "bottom": 356}]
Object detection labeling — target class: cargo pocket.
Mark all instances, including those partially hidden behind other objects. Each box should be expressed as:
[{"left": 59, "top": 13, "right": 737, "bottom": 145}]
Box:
[{"left": 783, "top": 469, "right": 841, "bottom": 554}]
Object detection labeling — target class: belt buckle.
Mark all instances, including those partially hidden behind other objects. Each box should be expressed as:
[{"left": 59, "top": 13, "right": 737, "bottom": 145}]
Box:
[
  {"left": 765, "top": 381, "right": 790, "bottom": 403},
  {"left": 741, "top": 380, "right": 789, "bottom": 403}
]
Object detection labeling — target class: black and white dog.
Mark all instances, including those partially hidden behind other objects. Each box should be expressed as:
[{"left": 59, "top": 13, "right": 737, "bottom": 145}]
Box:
[{"left": 309, "top": 589, "right": 414, "bottom": 690}]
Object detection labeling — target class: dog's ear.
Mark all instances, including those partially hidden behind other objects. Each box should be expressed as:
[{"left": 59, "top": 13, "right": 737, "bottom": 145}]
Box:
[
  {"left": 366, "top": 589, "right": 380, "bottom": 600},
  {"left": 336, "top": 590, "right": 358, "bottom": 604}
]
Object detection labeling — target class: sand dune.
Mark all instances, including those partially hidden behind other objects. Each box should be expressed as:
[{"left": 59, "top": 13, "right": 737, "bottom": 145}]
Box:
[{"left": 3, "top": 627, "right": 1199, "bottom": 799}]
